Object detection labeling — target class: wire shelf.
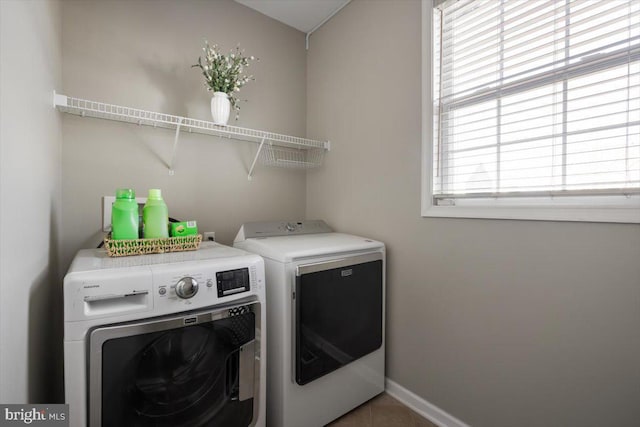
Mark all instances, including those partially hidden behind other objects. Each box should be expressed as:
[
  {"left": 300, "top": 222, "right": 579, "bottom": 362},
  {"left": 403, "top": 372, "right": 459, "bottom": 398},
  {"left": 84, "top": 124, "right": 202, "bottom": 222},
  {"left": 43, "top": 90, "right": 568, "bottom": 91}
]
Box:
[
  {"left": 53, "top": 92, "right": 329, "bottom": 179},
  {"left": 260, "top": 145, "right": 325, "bottom": 169},
  {"left": 53, "top": 92, "right": 329, "bottom": 150}
]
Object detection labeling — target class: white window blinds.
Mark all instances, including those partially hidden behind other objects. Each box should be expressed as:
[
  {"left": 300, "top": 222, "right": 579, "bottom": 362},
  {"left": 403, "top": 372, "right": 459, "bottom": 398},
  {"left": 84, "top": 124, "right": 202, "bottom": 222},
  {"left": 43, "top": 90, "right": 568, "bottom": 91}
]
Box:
[{"left": 432, "top": 0, "right": 640, "bottom": 202}]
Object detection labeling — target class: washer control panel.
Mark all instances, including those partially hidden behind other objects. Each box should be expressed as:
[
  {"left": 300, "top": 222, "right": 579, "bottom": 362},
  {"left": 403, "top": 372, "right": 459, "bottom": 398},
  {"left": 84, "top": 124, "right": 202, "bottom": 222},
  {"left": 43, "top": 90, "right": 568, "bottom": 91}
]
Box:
[
  {"left": 216, "top": 268, "right": 250, "bottom": 298},
  {"left": 151, "top": 260, "right": 261, "bottom": 313},
  {"left": 64, "top": 243, "right": 265, "bottom": 322},
  {"left": 234, "top": 220, "right": 332, "bottom": 240}
]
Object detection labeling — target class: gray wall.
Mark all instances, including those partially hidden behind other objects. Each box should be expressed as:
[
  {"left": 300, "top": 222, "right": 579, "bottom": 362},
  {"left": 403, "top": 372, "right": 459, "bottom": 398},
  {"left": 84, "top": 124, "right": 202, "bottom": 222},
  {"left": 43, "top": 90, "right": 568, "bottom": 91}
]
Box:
[
  {"left": 60, "top": 0, "right": 309, "bottom": 271},
  {"left": 306, "top": 1, "right": 640, "bottom": 426},
  {"left": 0, "top": 0, "right": 63, "bottom": 403}
]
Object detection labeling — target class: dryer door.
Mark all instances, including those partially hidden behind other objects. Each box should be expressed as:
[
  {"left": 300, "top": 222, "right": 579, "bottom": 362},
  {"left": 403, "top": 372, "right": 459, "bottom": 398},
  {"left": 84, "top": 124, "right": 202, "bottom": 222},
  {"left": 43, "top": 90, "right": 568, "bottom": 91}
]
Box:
[
  {"left": 295, "top": 253, "right": 383, "bottom": 385},
  {"left": 88, "top": 302, "right": 260, "bottom": 427}
]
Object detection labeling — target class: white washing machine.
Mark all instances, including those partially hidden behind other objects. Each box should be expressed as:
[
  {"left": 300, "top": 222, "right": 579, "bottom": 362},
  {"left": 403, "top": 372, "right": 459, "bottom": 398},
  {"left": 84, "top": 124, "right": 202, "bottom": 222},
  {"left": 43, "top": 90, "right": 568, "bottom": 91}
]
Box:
[
  {"left": 63, "top": 242, "right": 266, "bottom": 427},
  {"left": 234, "top": 220, "right": 385, "bottom": 427}
]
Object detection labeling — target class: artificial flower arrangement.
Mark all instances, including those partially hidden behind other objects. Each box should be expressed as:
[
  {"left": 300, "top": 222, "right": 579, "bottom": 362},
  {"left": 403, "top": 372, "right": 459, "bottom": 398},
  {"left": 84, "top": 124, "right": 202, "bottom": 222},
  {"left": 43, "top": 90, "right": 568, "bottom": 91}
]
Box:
[{"left": 192, "top": 41, "right": 257, "bottom": 120}]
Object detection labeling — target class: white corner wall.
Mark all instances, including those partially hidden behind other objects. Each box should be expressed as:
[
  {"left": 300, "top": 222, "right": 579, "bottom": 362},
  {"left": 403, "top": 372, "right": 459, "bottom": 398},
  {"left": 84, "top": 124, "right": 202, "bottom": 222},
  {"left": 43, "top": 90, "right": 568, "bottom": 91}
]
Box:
[
  {"left": 0, "top": 0, "right": 63, "bottom": 403},
  {"left": 2, "top": 0, "right": 310, "bottom": 406}
]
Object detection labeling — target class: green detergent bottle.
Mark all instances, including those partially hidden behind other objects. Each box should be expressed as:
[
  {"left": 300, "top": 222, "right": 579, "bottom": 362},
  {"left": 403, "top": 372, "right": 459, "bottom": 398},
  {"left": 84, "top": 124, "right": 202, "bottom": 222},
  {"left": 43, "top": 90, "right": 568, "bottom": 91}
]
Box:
[
  {"left": 111, "top": 188, "right": 139, "bottom": 240},
  {"left": 143, "top": 189, "right": 169, "bottom": 238}
]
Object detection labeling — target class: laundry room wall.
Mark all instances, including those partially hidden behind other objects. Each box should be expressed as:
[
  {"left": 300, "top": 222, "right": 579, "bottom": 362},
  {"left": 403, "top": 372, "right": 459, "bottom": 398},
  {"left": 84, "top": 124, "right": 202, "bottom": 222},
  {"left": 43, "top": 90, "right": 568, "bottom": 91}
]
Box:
[
  {"left": 306, "top": 1, "right": 640, "bottom": 426},
  {"left": 0, "top": 0, "right": 63, "bottom": 403},
  {"left": 60, "top": 0, "right": 309, "bottom": 271}
]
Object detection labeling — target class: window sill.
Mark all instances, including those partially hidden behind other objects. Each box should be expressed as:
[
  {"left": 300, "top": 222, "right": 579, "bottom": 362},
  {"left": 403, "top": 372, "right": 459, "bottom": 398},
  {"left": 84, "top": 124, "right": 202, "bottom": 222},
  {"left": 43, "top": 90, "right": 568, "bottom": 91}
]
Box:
[{"left": 422, "top": 204, "right": 640, "bottom": 224}]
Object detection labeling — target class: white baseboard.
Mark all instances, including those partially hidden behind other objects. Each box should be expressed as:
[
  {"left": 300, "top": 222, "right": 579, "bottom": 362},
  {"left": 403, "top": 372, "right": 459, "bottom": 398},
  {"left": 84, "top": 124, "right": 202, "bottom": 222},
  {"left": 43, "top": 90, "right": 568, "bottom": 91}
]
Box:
[{"left": 384, "top": 378, "right": 471, "bottom": 427}]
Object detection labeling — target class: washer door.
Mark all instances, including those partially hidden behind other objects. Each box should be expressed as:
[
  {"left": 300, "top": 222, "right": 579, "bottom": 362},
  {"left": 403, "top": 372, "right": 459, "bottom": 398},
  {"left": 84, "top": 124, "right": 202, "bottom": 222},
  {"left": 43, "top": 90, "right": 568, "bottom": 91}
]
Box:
[
  {"left": 88, "top": 302, "right": 259, "bottom": 427},
  {"left": 295, "top": 253, "right": 383, "bottom": 385}
]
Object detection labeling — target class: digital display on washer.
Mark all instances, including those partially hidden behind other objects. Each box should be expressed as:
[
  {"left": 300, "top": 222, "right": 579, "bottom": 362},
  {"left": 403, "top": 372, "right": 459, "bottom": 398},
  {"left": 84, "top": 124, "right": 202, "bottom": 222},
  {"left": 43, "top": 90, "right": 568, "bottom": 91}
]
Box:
[{"left": 216, "top": 268, "right": 250, "bottom": 297}]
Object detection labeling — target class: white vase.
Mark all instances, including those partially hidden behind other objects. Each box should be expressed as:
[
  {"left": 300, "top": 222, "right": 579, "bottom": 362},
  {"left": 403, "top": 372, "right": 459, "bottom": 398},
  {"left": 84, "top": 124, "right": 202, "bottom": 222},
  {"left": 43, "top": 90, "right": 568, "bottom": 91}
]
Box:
[{"left": 210, "top": 92, "right": 231, "bottom": 125}]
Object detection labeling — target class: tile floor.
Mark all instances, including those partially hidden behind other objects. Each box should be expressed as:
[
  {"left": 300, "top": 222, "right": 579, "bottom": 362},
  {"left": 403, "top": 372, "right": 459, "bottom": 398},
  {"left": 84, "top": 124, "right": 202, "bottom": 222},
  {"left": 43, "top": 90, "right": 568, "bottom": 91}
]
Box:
[{"left": 325, "top": 393, "right": 438, "bottom": 427}]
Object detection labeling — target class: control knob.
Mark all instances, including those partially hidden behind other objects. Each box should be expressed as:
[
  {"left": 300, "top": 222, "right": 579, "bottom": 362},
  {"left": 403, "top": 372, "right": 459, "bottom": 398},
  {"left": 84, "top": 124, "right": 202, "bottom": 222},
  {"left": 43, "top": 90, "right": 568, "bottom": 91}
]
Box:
[{"left": 175, "top": 277, "right": 199, "bottom": 299}]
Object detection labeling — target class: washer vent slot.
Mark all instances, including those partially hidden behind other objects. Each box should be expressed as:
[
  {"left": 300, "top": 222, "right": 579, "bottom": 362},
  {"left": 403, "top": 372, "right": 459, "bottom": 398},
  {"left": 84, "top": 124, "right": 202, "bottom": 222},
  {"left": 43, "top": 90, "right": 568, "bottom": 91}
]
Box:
[
  {"left": 226, "top": 306, "right": 255, "bottom": 348},
  {"left": 228, "top": 305, "right": 250, "bottom": 317}
]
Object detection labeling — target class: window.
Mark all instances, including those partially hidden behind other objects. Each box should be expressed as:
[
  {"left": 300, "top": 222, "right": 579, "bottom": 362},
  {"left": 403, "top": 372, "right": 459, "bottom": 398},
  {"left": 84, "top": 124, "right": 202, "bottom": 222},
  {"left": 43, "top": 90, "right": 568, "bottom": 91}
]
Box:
[{"left": 423, "top": 0, "right": 640, "bottom": 222}]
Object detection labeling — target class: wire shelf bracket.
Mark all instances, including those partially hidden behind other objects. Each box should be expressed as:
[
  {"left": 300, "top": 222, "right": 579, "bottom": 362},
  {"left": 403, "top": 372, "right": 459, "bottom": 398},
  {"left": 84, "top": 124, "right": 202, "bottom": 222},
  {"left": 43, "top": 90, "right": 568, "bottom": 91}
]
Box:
[
  {"left": 248, "top": 137, "right": 267, "bottom": 181},
  {"left": 168, "top": 117, "right": 183, "bottom": 175},
  {"left": 53, "top": 91, "right": 330, "bottom": 177}
]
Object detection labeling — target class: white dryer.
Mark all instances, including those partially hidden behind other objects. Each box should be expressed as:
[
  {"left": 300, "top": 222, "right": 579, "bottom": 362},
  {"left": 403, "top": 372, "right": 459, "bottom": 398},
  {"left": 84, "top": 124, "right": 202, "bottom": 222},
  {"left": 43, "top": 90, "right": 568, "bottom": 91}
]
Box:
[
  {"left": 63, "top": 242, "right": 266, "bottom": 427},
  {"left": 234, "top": 220, "right": 385, "bottom": 427}
]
